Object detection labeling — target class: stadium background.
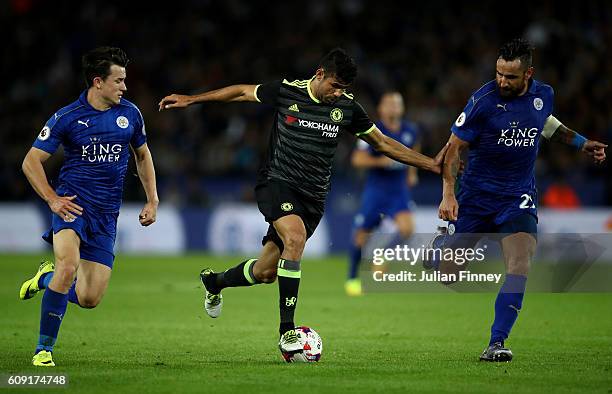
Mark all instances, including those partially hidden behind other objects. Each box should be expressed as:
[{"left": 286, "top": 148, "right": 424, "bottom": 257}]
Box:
[
  {"left": 0, "top": 2, "right": 611, "bottom": 393},
  {"left": 1, "top": 0, "right": 610, "bottom": 254}
]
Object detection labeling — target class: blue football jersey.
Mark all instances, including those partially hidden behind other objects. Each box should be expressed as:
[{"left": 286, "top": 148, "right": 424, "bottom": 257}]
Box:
[
  {"left": 33, "top": 90, "right": 147, "bottom": 212},
  {"left": 357, "top": 120, "right": 419, "bottom": 191},
  {"left": 451, "top": 79, "right": 554, "bottom": 196}
]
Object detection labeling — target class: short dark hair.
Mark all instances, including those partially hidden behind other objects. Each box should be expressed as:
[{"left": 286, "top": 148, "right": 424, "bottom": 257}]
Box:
[
  {"left": 82, "top": 47, "right": 129, "bottom": 87},
  {"left": 498, "top": 38, "right": 534, "bottom": 70},
  {"left": 318, "top": 48, "right": 357, "bottom": 86}
]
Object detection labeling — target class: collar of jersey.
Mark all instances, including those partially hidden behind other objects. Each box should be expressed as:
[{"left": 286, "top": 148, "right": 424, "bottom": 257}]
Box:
[
  {"left": 79, "top": 89, "right": 116, "bottom": 112},
  {"left": 79, "top": 89, "right": 102, "bottom": 111},
  {"left": 307, "top": 76, "right": 321, "bottom": 104},
  {"left": 78, "top": 90, "right": 91, "bottom": 108},
  {"left": 526, "top": 78, "right": 537, "bottom": 95}
]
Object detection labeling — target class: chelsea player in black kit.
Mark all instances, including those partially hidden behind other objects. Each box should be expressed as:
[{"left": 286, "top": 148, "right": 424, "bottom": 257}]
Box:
[{"left": 159, "top": 48, "right": 449, "bottom": 359}]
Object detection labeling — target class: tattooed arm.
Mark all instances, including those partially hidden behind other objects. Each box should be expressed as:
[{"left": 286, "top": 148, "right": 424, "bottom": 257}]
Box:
[
  {"left": 438, "top": 134, "right": 469, "bottom": 221},
  {"left": 544, "top": 116, "right": 607, "bottom": 164}
]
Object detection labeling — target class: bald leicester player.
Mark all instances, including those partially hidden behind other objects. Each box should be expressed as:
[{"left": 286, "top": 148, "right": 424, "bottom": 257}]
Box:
[{"left": 435, "top": 38, "right": 607, "bottom": 362}]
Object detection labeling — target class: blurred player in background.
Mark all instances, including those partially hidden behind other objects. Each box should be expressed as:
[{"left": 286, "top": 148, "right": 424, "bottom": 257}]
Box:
[
  {"left": 159, "top": 48, "right": 448, "bottom": 358},
  {"left": 20, "top": 47, "right": 159, "bottom": 367},
  {"left": 346, "top": 91, "right": 420, "bottom": 296},
  {"left": 435, "top": 38, "right": 607, "bottom": 362}
]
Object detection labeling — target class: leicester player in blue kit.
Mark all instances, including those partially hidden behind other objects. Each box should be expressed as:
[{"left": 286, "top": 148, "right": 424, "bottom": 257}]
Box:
[
  {"left": 20, "top": 47, "right": 159, "bottom": 367},
  {"left": 436, "top": 39, "right": 607, "bottom": 361},
  {"left": 346, "top": 91, "right": 420, "bottom": 296}
]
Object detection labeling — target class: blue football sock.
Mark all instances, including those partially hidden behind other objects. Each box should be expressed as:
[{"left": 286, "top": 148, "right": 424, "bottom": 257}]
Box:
[
  {"left": 348, "top": 243, "right": 362, "bottom": 280},
  {"left": 38, "top": 272, "right": 53, "bottom": 290},
  {"left": 490, "top": 274, "right": 527, "bottom": 345},
  {"left": 67, "top": 281, "right": 81, "bottom": 306},
  {"left": 36, "top": 287, "right": 68, "bottom": 353}
]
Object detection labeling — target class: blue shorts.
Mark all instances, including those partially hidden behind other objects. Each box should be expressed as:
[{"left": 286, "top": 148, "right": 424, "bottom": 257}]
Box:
[
  {"left": 354, "top": 187, "right": 413, "bottom": 230},
  {"left": 42, "top": 208, "right": 119, "bottom": 268},
  {"left": 450, "top": 188, "right": 538, "bottom": 235}
]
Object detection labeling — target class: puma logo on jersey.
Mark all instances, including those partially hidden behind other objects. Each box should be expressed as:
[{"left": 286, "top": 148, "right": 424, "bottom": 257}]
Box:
[
  {"left": 78, "top": 119, "right": 90, "bottom": 128},
  {"left": 48, "top": 312, "right": 64, "bottom": 320},
  {"left": 496, "top": 103, "right": 507, "bottom": 111}
]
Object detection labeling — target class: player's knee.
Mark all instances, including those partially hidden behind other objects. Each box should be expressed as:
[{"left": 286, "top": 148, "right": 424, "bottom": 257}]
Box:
[
  {"left": 53, "top": 263, "right": 77, "bottom": 286},
  {"left": 282, "top": 230, "right": 307, "bottom": 252}
]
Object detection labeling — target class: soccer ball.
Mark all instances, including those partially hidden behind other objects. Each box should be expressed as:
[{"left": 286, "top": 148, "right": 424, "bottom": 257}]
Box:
[{"left": 281, "top": 326, "right": 323, "bottom": 363}]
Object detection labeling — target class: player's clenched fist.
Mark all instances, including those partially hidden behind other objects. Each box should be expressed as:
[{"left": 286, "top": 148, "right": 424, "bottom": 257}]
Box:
[
  {"left": 438, "top": 193, "right": 458, "bottom": 221},
  {"left": 138, "top": 202, "right": 158, "bottom": 227}
]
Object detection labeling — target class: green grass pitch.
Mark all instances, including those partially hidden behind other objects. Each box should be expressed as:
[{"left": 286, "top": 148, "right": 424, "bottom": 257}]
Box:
[{"left": 1, "top": 253, "right": 610, "bottom": 393}]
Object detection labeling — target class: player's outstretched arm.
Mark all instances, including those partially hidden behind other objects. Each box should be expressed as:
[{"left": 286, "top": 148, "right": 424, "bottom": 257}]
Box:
[
  {"left": 438, "top": 134, "right": 469, "bottom": 221},
  {"left": 360, "top": 127, "right": 448, "bottom": 174},
  {"left": 351, "top": 149, "right": 395, "bottom": 169},
  {"left": 543, "top": 116, "right": 607, "bottom": 164},
  {"left": 22, "top": 147, "right": 83, "bottom": 221},
  {"left": 408, "top": 143, "right": 421, "bottom": 187},
  {"left": 158, "top": 84, "right": 259, "bottom": 111},
  {"left": 132, "top": 143, "right": 159, "bottom": 227}
]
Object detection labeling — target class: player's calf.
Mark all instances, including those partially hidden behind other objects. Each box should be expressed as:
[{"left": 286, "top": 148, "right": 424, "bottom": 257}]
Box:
[
  {"left": 76, "top": 293, "right": 103, "bottom": 309},
  {"left": 253, "top": 241, "right": 282, "bottom": 283},
  {"left": 199, "top": 259, "right": 264, "bottom": 318},
  {"left": 254, "top": 266, "right": 277, "bottom": 283}
]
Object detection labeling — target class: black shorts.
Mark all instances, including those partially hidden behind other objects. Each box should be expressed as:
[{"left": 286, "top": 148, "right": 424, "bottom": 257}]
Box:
[{"left": 255, "top": 179, "right": 324, "bottom": 252}]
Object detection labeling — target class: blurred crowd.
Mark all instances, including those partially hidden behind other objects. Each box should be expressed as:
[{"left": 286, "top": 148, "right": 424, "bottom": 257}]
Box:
[{"left": 1, "top": 0, "right": 610, "bottom": 206}]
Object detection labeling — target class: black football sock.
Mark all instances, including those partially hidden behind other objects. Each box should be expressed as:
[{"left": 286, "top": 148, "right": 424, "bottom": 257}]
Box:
[
  {"left": 277, "top": 258, "right": 301, "bottom": 335},
  {"left": 208, "top": 259, "right": 260, "bottom": 293}
]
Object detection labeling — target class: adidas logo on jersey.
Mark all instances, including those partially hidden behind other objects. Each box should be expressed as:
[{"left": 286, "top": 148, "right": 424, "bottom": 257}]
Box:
[{"left": 288, "top": 104, "right": 299, "bottom": 112}]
